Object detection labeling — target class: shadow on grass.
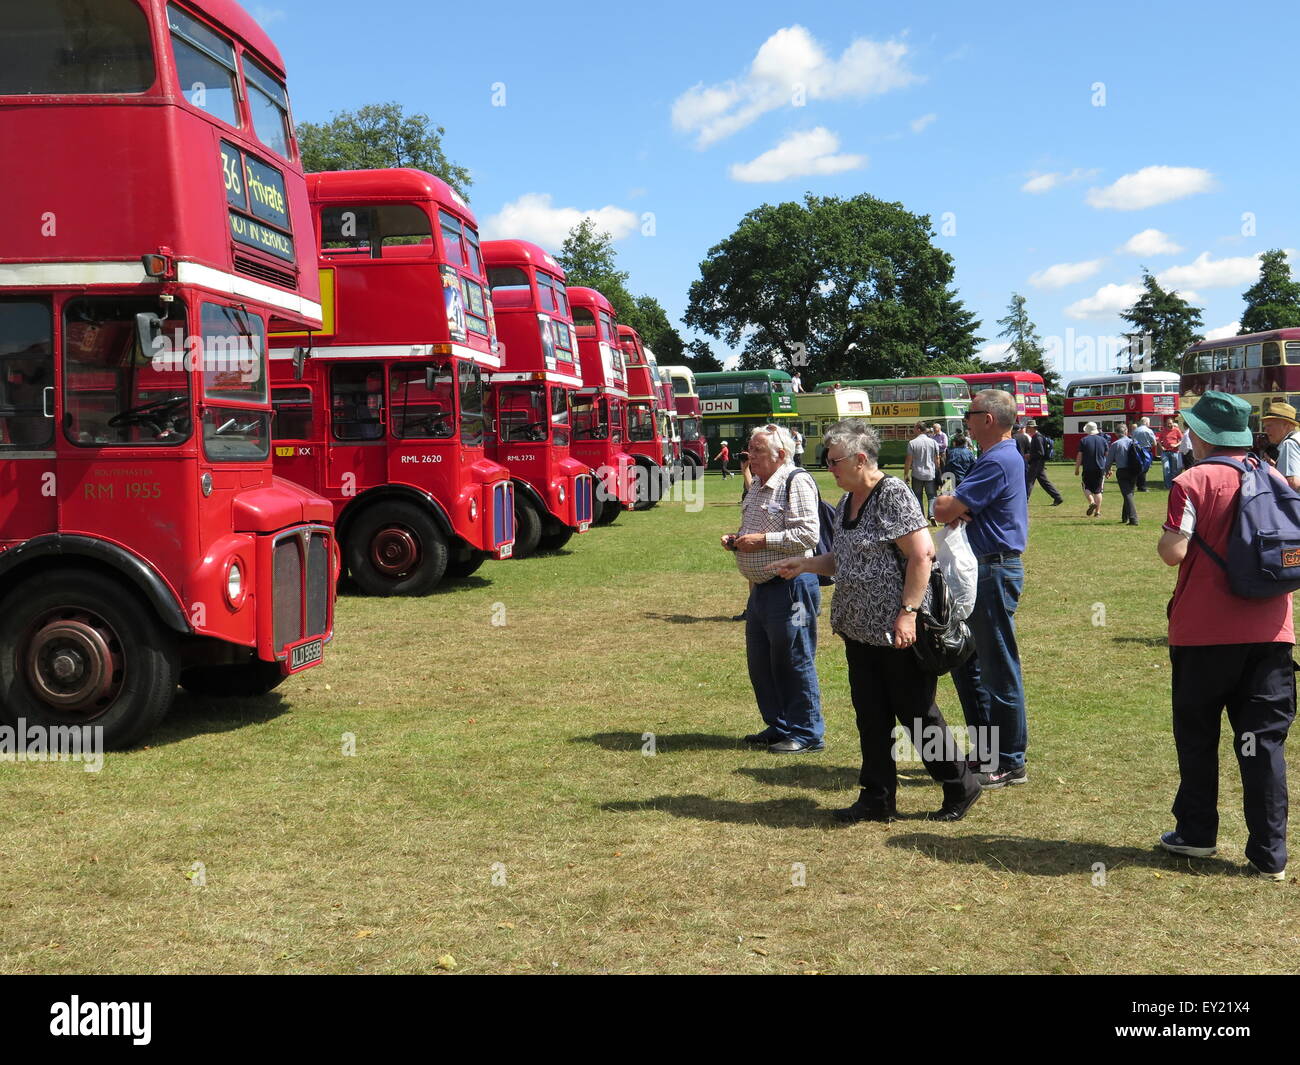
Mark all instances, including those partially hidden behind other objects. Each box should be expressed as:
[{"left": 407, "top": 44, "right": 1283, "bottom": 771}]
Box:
[
  {"left": 572, "top": 731, "right": 740, "bottom": 752},
  {"left": 886, "top": 832, "right": 1240, "bottom": 877},
  {"left": 642, "top": 612, "right": 738, "bottom": 624},
  {"left": 602, "top": 794, "right": 828, "bottom": 828},
  {"left": 1111, "top": 636, "right": 1168, "bottom": 648},
  {"left": 142, "top": 691, "right": 291, "bottom": 748},
  {"left": 335, "top": 574, "right": 492, "bottom": 597},
  {"left": 735, "top": 764, "right": 937, "bottom": 790}
]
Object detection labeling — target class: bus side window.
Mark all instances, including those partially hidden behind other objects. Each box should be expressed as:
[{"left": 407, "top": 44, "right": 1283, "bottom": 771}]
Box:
[
  {"left": 331, "top": 366, "right": 385, "bottom": 441},
  {"left": 0, "top": 300, "right": 54, "bottom": 450},
  {"left": 271, "top": 387, "right": 313, "bottom": 440}
]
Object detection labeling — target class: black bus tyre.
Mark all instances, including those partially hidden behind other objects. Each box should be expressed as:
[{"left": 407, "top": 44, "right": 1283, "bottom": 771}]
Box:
[
  {"left": 537, "top": 527, "right": 574, "bottom": 553},
  {"left": 682, "top": 454, "right": 701, "bottom": 479},
  {"left": 512, "top": 497, "right": 544, "bottom": 558},
  {"left": 631, "top": 460, "right": 660, "bottom": 510},
  {"left": 0, "top": 571, "right": 178, "bottom": 750},
  {"left": 179, "top": 660, "right": 285, "bottom": 699},
  {"left": 443, "top": 550, "right": 488, "bottom": 579},
  {"left": 593, "top": 499, "right": 622, "bottom": 525},
  {"left": 347, "top": 502, "right": 448, "bottom": 596}
]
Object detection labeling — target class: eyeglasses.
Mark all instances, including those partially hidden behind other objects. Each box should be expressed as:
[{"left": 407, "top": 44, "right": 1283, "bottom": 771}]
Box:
[
  {"left": 826, "top": 453, "right": 860, "bottom": 469},
  {"left": 962, "top": 408, "right": 990, "bottom": 422}
]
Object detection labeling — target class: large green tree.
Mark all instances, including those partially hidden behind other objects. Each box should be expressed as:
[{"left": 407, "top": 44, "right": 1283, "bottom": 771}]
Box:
[
  {"left": 1239, "top": 249, "right": 1300, "bottom": 334},
  {"left": 556, "top": 219, "right": 687, "bottom": 362},
  {"left": 684, "top": 339, "right": 724, "bottom": 373},
  {"left": 1119, "top": 270, "right": 1204, "bottom": 372},
  {"left": 993, "top": 292, "right": 1060, "bottom": 392},
  {"left": 296, "top": 102, "right": 472, "bottom": 196},
  {"left": 683, "top": 193, "right": 983, "bottom": 383}
]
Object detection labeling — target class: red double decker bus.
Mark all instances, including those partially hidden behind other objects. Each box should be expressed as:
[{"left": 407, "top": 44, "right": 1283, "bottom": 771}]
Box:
[
  {"left": 269, "top": 169, "right": 515, "bottom": 593},
  {"left": 0, "top": 0, "right": 335, "bottom": 747},
  {"left": 1062, "top": 371, "right": 1180, "bottom": 458},
  {"left": 567, "top": 287, "right": 637, "bottom": 521},
  {"left": 616, "top": 323, "right": 677, "bottom": 506},
  {"left": 957, "top": 371, "right": 1048, "bottom": 421},
  {"left": 482, "top": 239, "right": 593, "bottom": 556},
  {"left": 662, "top": 364, "right": 706, "bottom": 475}
]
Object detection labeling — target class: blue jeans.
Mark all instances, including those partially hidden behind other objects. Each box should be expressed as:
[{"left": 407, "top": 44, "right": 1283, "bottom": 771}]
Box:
[
  {"left": 1162, "top": 451, "right": 1182, "bottom": 488},
  {"left": 951, "top": 556, "right": 1027, "bottom": 769},
  {"left": 745, "top": 573, "right": 824, "bottom": 744},
  {"left": 911, "top": 476, "right": 936, "bottom": 520}
]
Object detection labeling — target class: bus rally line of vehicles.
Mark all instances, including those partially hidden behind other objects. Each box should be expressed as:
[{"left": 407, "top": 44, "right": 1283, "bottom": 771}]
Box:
[
  {"left": 267, "top": 168, "right": 517, "bottom": 594},
  {"left": 813, "top": 376, "right": 969, "bottom": 466},
  {"left": 789, "top": 387, "right": 872, "bottom": 467},
  {"left": 482, "top": 238, "right": 593, "bottom": 556},
  {"left": 0, "top": 0, "right": 336, "bottom": 747},
  {"left": 1063, "top": 371, "right": 1180, "bottom": 459}
]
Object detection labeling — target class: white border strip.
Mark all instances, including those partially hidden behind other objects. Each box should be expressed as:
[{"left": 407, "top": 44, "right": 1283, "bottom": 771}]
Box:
[
  {"left": 0, "top": 260, "right": 322, "bottom": 324},
  {"left": 489, "top": 370, "right": 584, "bottom": 387},
  {"left": 271, "top": 342, "right": 500, "bottom": 369}
]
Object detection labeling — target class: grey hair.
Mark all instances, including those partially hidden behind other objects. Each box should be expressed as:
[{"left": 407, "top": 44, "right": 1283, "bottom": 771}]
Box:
[
  {"left": 1140, "top": 416, "right": 1150, "bottom": 426},
  {"left": 750, "top": 424, "right": 796, "bottom": 466},
  {"left": 823, "top": 419, "right": 880, "bottom": 468},
  {"left": 976, "top": 388, "right": 1017, "bottom": 430}
]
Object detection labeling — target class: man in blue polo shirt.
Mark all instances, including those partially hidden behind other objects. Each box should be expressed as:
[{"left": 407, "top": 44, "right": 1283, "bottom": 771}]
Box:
[{"left": 934, "top": 389, "right": 1030, "bottom": 789}]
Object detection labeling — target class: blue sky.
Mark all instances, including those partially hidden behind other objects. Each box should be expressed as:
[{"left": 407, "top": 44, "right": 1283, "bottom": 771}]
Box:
[{"left": 253, "top": 0, "right": 1300, "bottom": 384}]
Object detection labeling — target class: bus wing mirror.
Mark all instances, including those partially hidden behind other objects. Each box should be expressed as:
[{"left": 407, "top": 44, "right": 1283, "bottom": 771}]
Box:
[
  {"left": 425, "top": 368, "right": 437, "bottom": 392},
  {"left": 293, "top": 346, "right": 309, "bottom": 381},
  {"left": 135, "top": 312, "right": 164, "bottom": 357}
]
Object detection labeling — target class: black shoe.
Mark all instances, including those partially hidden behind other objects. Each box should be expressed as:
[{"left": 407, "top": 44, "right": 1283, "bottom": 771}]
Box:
[
  {"left": 732, "top": 612, "right": 747, "bottom": 621},
  {"left": 1127, "top": 520, "right": 1139, "bottom": 526},
  {"left": 769, "top": 738, "right": 825, "bottom": 754},
  {"left": 743, "top": 730, "right": 780, "bottom": 745},
  {"left": 927, "top": 787, "right": 981, "bottom": 822},
  {"left": 979, "top": 765, "right": 1028, "bottom": 790},
  {"left": 1050, "top": 498, "right": 1064, "bottom": 506},
  {"left": 833, "top": 802, "right": 898, "bottom": 824}
]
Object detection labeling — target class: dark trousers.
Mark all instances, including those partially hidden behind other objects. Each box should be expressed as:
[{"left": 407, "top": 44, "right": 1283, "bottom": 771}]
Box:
[
  {"left": 1116, "top": 473, "right": 1138, "bottom": 523},
  {"left": 1024, "top": 460, "right": 1062, "bottom": 503},
  {"left": 843, "top": 638, "right": 976, "bottom": 810},
  {"left": 1169, "top": 643, "right": 1296, "bottom": 873}
]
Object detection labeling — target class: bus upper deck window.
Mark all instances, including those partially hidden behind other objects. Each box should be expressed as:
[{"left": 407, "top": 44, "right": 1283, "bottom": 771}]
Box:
[
  {"left": 242, "top": 55, "right": 292, "bottom": 160},
  {"left": 1287, "top": 342, "right": 1300, "bottom": 365},
  {"left": 537, "top": 275, "right": 557, "bottom": 313},
  {"left": 439, "top": 212, "right": 466, "bottom": 267},
  {"left": 0, "top": 1, "right": 155, "bottom": 94},
  {"left": 486, "top": 266, "right": 531, "bottom": 308},
  {"left": 321, "top": 204, "right": 432, "bottom": 258},
  {"left": 168, "top": 5, "right": 239, "bottom": 128}
]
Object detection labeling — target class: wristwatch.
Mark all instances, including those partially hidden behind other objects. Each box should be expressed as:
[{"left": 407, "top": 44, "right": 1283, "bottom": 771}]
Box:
[{"left": 901, "top": 604, "right": 919, "bottom": 614}]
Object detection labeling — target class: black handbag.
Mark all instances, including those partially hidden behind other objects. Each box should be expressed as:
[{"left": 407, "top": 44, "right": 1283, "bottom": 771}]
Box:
[{"left": 909, "top": 566, "right": 975, "bottom": 676}]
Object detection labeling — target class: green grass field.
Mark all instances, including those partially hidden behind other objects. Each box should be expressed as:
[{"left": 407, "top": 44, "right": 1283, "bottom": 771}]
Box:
[{"left": 2, "top": 462, "right": 1297, "bottom": 975}]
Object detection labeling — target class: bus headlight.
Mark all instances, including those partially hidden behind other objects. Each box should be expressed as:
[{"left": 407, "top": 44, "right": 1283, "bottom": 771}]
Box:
[
  {"left": 224, "top": 557, "right": 247, "bottom": 610},
  {"left": 558, "top": 484, "right": 566, "bottom": 504},
  {"left": 469, "top": 498, "right": 478, "bottom": 520}
]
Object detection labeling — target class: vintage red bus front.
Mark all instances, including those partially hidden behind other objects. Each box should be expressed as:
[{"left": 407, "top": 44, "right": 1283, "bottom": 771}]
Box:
[
  {"left": 482, "top": 239, "right": 594, "bottom": 553},
  {"left": 268, "top": 169, "right": 517, "bottom": 593}
]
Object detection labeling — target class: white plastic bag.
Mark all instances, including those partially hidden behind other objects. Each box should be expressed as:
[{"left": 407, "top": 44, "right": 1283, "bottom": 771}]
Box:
[{"left": 933, "top": 523, "right": 977, "bottom": 621}]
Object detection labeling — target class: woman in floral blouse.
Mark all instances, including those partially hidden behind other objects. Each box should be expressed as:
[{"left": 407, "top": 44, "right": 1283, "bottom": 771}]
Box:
[{"left": 770, "top": 420, "right": 980, "bottom": 824}]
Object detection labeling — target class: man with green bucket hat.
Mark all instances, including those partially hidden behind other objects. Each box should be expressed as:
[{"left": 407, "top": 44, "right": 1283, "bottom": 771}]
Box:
[{"left": 1157, "top": 391, "right": 1295, "bottom": 881}]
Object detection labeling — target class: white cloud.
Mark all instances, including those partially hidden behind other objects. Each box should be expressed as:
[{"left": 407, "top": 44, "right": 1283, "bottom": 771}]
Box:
[
  {"left": 672, "top": 25, "right": 918, "bottom": 148},
  {"left": 1157, "top": 251, "right": 1267, "bottom": 290},
  {"left": 1203, "top": 321, "right": 1241, "bottom": 341},
  {"left": 1065, "top": 282, "right": 1144, "bottom": 320},
  {"left": 481, "top": 193, "right": 638, "bottom": 248},
  {"left": 729, "top": 128, "right": 866, "bottom": 183},
  {"left": 910, "top": 112, "right": 937, "bottom": 134},
  {"left": 1118, "top": 228, "right": 1183, "bottom": 256},
  {"left": 1021, "top": 168, "right": 1097, "bottom": 194},
  {"left": 1085, "top": 166, "right": 1215, "bottom": 210},
  {"left": 977, "top": 342, "right": 1011, "bottom": 364},
  {"left": 1028, "top": 258, "right": 1106, "bottom": 289}
]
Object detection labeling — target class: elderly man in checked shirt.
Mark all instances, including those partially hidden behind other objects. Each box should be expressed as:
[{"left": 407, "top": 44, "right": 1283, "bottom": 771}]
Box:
[{"left": 721, "top": 424, "right": 825, "bottom": 753}]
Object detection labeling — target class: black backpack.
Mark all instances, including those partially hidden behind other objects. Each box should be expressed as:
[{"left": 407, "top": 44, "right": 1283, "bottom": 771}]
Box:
[{"left": 784, "top": 469, "right": 837, "bottom": 586}]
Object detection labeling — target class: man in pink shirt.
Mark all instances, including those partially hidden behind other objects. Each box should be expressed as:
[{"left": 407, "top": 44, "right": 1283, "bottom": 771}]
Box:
[{"left": 1156, "top": 391, "right": 1294, "bottom": 881}]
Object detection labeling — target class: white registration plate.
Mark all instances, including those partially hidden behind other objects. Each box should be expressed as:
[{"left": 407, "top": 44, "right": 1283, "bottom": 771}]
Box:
[{"left": 288, "top": 638, "right": 324, "bottom": 672}]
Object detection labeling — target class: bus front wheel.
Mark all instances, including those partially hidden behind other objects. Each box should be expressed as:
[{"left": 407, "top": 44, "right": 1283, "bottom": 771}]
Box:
[
  {"left": 0, "top": 572, "right": 178, "bottom": 750},
  {"left": 537, "top": 526, "right": 574, "bottom": 553},
  {"left": 444, "top": 549, "right": 488, "bottom": 579},
  {"left": 347, "top": 502, "right": 449, "bottom": 596},
  {"left": 512, "top": 497, "right": 544, "bottom": 558}
]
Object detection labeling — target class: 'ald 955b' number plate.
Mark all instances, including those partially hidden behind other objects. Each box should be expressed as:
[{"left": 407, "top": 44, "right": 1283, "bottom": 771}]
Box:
[{"left": 287, "top": 638, "right": 324, "bottom": 673}]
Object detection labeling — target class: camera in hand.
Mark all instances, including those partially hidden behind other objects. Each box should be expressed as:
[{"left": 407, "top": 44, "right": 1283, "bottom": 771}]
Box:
[{"left": 738, "top": 451, "right": 750, "bottom": 463}]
